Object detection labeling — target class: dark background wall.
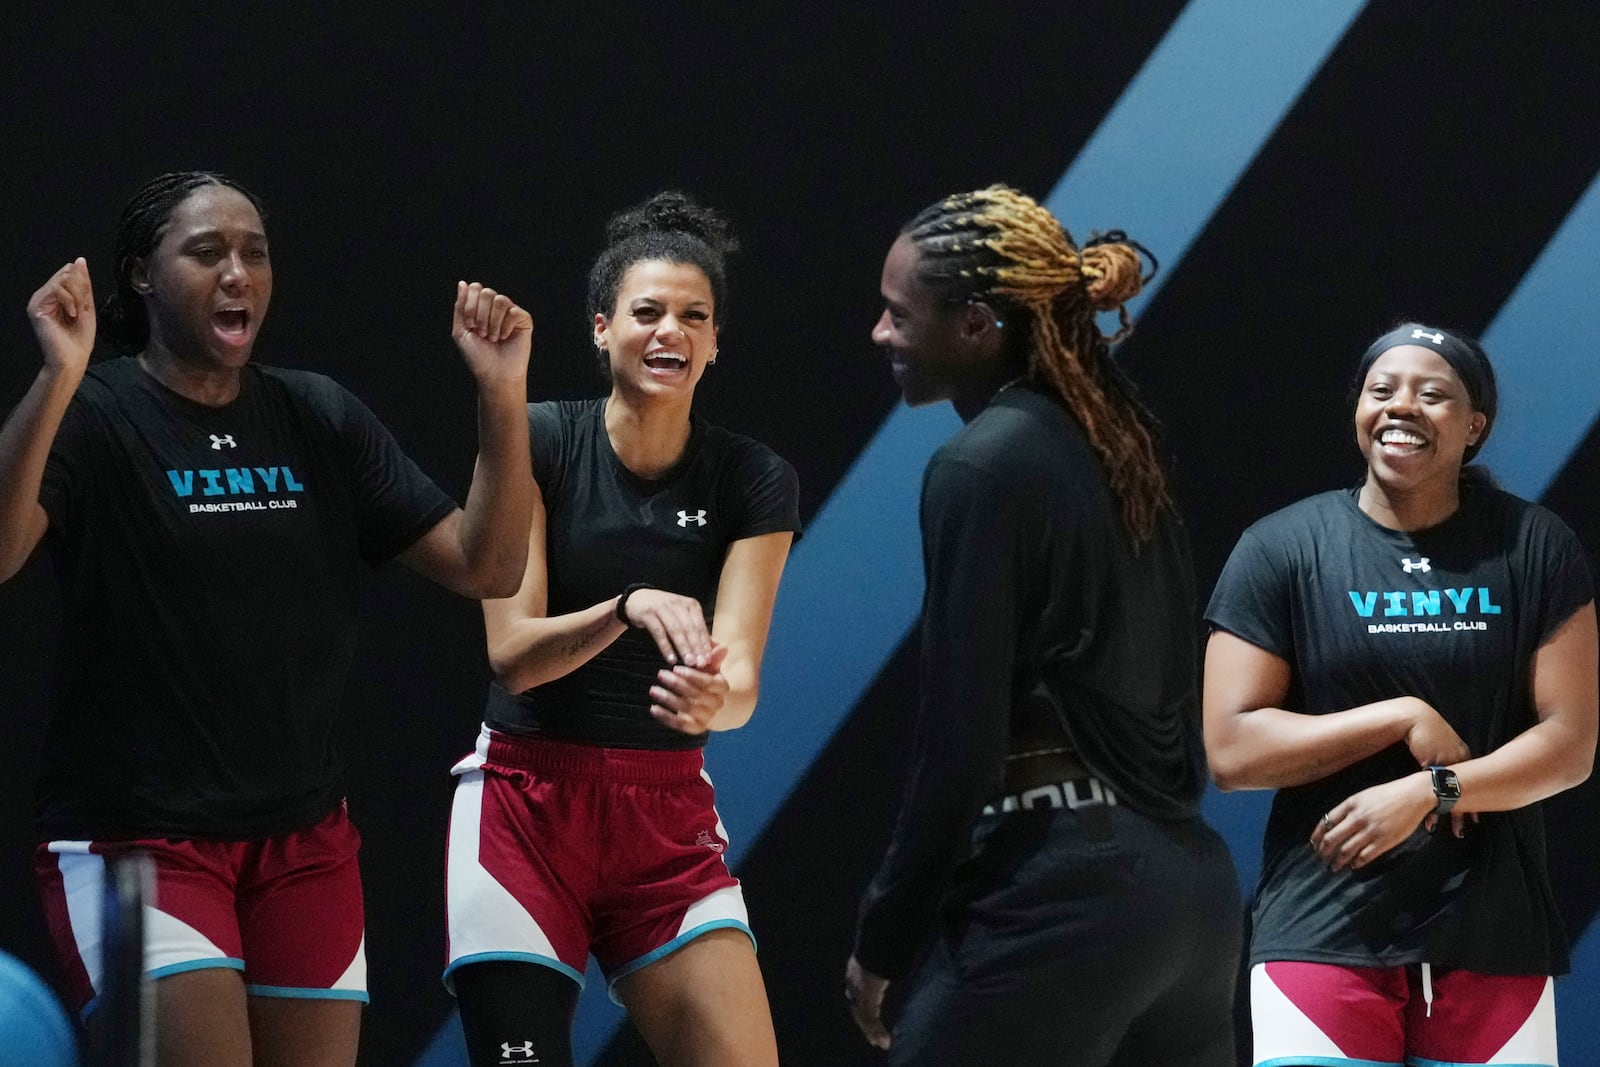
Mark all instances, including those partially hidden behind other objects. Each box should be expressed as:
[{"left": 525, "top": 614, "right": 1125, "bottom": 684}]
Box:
[{"left": 2, "top": 4, "right": 1597, "bottom": 1065}]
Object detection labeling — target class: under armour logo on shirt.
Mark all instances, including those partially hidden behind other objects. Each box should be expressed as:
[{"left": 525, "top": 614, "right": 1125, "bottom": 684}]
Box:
[
  {"left": 1410, "top": 329, "right": 1444, "bottom": 344},
  {"left": 677, "top": 509, "right": 707, "bottom": 527},
  {"left": 499, "top": 1041, "right": 539, "bottom": 1063},
  {"left": 210, "top": 434, "right": 237, "bottom": 450},
  {"left": 1402, "top": 557, "right": 1431, "bottom": 573}
]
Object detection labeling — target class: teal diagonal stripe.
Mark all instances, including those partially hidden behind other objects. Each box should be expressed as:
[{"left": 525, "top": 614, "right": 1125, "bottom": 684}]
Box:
[
  {"left": 714, "top": 0, "right": 1369, "bottom": 876},
  {"left": 415, "top": 2, "right": 1370, "bottom": 1063},
  {"left": 1481, "top": 162, "right": 1600, "bottom": 1052},
  {"left": 1478, "top": 167, "right": 1600, "bottom": 501}
]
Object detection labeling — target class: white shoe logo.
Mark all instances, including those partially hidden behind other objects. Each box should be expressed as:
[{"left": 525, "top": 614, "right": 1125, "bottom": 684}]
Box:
[
  {"left": 210, "top": 434, "right": 237, "bottom": 450},
  {"left": 1410, "top": 329, "right": 1444, "bottom": 344},
  {"left": 696, "top": 829, "right": 725, "bottom": 854},
  {"left": 677, "top": 509, "right": 707, "bottom": 527},
  {"left": 1402, "top": 557, "right": 1431, "bottom": 573}
]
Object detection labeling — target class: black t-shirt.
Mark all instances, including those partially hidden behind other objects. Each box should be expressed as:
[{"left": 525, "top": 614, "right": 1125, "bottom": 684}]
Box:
[
  {"left": 484, "top": 398, "right": 801, "bottom": 750},
  {"left": 36, "top": 358, "right": 455, "bottom": 840},
  {"left": 1206, "top": 486, "right": 1593, "bottom": 974},
  {"left": 855, "top": 382, "right": 1208, "bottom": 978}
]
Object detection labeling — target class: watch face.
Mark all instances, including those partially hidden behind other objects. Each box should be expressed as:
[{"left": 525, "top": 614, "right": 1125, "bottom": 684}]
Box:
[{"left": 1431, "top": 767, "right": 1462, "bottom": 799}]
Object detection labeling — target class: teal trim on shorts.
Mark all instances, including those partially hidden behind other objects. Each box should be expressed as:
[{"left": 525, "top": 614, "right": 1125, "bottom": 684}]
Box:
[
  {"left": 1409, "top": 1059, "right": 1553, "bottom": 1067},
  {"left": 441, "top": 951, "right": 586, "bottom": 993},
  {"left": 605, "top": 920, "right": 755, "bottom": 1002},
  {"left": 1256, "top": 1059, "right": 1396, "bottom": 1067},
  {"left": 83, "top": 959, "right": 246, "bottom": 1021},
  {"left": 148, "top": 957, "right": 246, "bottom": 982},
  {"left": 245, "top": 984, "right": 369, "bottom": 1004}
]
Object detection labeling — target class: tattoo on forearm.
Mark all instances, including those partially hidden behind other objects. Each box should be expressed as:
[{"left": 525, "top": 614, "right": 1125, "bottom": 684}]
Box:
[{"left": 558, "top": 615, "right": 612, "bottom": 660}]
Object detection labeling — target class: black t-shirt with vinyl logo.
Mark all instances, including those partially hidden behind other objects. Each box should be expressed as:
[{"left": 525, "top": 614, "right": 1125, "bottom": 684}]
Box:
[
  {"left": 36, "top": 357, "right": 456, "bottom": 840},
  {"left": 484, "top": 398, "right": 801, "bottom": 750},
  {"left": 1206, "top": 485, "right": 1593, "bottom": 975}
]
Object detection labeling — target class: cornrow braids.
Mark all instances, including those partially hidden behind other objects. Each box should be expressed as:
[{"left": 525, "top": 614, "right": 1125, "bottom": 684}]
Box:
[
  {"left": 100, "top": 171, "right": 267, "bottom": 352},
  {"left": 585, "top": 190, "right": 737, "bottom": 376},
  {"left": 904, "top": 184, "right": 1170, "bottom": 545}
]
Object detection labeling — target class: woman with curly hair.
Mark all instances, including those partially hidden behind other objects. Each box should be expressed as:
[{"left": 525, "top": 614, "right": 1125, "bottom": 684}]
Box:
[{"left": 444, "top": 191, "right": 800, "bottom": 1067}]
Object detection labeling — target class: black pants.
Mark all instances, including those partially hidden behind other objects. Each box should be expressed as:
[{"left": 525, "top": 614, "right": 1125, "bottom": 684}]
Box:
[{"left": 890, "top": 804, "right": 1242, "bottom": 1067}]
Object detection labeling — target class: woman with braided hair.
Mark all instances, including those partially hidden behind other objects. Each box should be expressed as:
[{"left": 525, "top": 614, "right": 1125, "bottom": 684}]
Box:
[
  {"left": 443, "top": 191, "right": 799, "bottom": 1067},
  {"left": 1, "top": 170, "right": 535, "bottom": 1066},
  {"left": 845, "top": 185, "right": 1240, "bottom": 1066}
]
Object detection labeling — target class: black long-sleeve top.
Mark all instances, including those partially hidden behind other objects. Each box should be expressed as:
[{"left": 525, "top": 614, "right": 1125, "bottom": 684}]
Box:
[{"left": 853, "top": 382, "right": 1207, "bottom": 979}]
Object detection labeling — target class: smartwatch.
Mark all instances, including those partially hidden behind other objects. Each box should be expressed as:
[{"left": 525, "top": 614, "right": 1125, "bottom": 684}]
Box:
[{"left": 1428, "top": 765, "right": 1462, "bottom": 816}]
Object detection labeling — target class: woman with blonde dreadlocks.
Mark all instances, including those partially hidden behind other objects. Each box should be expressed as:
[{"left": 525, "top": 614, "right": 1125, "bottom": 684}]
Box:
[{"left": 845, "top": 186, "right": 1240, "bottom": 1066}]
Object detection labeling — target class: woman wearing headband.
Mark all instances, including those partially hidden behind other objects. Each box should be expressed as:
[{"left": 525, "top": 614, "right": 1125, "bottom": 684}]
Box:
[
  {"left": 1205, "top": 324, "right": 1596, "bottom": 1067},
  {"left": 845, "top": 185, "right": 1240, "bottom": 1066}
]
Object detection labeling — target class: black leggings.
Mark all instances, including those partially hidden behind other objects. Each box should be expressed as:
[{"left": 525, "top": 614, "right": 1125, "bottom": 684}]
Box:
[
  {"left": 890, "top": 805, "right": 1243, "bottom": 1067},
  {"left": 454, "top": 961, "right": 581, "bottom": 1067}
]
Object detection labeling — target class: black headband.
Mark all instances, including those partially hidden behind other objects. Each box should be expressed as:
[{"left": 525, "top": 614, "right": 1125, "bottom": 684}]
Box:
[{"left": 1356, "top": 323, "right": 1498, "bottom": 461}]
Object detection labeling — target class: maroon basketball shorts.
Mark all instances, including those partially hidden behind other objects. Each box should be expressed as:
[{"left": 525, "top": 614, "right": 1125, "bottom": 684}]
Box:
[
  {"left": 445, "top": 726, "right": 752, "bottom": 999},
  {"left": 1251, "top": 960, "right": 1557, "bottom": 1066},
  {"left": 35, "top": 803, "right": 367, "bottom": 1015}
]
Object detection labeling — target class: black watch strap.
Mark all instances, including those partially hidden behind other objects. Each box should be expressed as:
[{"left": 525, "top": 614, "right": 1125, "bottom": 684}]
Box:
[{"left": 615, "top": 583, "right": 654, "bottom": 628}]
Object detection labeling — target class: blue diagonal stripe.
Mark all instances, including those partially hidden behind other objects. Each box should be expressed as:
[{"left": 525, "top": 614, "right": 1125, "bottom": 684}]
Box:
[
  {"left": 1478, "top": 167, "right": 1600, "bottom": 501},
  {"left": 1483, "top": 162, "right": 1600, "bottom": 1051},
  {"left": 416, "top": 2, "right": 1369, "bottom": 1063},
  {"left": 716, "top": 0, "right": 1369, "bottom": 873}
]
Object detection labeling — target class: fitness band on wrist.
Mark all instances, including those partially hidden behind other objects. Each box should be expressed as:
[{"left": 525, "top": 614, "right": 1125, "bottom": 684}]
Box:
[{"left": 615, "top": 583, "right": 654, "bottom": 628}]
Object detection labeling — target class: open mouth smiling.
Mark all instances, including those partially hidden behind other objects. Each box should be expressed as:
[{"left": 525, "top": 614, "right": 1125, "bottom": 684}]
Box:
[
  {"left": 1378, "top": 427, "right": 1427, "bottom": 449},
  {"left": 644, "top": 349, "right": 688, "bottom": 371}
]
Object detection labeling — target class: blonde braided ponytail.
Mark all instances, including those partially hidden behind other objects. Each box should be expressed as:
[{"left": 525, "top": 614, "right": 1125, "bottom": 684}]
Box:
[{"left": 903, "top": 185, "right": 1170, "bottom": 544}]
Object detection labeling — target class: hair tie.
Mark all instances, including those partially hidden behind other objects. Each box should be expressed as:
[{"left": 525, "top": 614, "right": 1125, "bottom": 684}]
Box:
[{"left": 1080, "top": 243, "right": 1144, "bottom": 312}]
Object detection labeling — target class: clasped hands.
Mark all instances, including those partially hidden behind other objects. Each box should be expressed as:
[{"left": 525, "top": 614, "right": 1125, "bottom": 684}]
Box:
[
  {"left": 1311, "top": 698, "right": 1475, "bottom": 871},
  {"left": 621, "top": 587, "right": 730, "bottom": 735}
]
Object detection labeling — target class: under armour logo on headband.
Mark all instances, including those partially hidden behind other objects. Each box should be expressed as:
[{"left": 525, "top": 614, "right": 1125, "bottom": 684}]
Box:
[{"left": 1411, "top": 329, "right": 1444, "bottom": 344}]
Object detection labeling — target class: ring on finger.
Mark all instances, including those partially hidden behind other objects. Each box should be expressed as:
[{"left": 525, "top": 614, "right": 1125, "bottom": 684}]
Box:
[{"left": 1321, "top": 812, "right": 1333, "bottom": 830}]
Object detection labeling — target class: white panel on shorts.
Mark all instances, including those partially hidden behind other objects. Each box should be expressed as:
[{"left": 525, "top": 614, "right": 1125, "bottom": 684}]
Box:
[
  {"left": 700, "top": 767, "right": 731, "bottom": 845},
  {"left": 1250, "top": 963, "right": 1370, "bottom": 1067},
  {"left": 677, "top": 884, "right": 749, "bottom": 939},
  {"left": 444, "top": 769, "right": 579, "bottom": 987},
  {"left": 449, "top": 725, "right": 493, "bottom": 777},
  {"left": 331, "top": 934, "right": 368, "bottom": 994},
  {"left": 143, "top": 907, "right": 236, "bottom": 978},
  {"left": 52, "top": 848, "right": 105, "bottom": 995},
  {"left": 50, "top": 848, "right": 238, "bottom": 993},
  {"left": 604, "top": 883, "right": 755, "bottom": 1001},
  {"left": 1471, "top": 976, "right": 1557, "bottom": 1067}
]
